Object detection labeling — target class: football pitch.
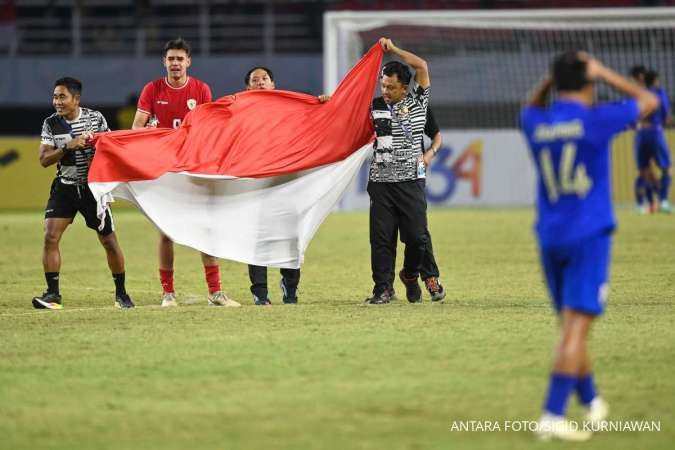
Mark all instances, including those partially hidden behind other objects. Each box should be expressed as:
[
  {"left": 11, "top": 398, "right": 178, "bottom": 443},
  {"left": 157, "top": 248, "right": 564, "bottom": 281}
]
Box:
[{"left": 0, "top": 208, "right": 673, "bottom": 450}]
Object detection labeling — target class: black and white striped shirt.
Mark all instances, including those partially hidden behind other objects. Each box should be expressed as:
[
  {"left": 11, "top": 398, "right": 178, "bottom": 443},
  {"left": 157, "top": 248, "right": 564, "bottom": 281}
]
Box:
[
  {"left": 41, "top": 107, "right": 109, "bottom": 185},
  {"left": 369, "top": 85, "right": 430, "bottom": 183}
]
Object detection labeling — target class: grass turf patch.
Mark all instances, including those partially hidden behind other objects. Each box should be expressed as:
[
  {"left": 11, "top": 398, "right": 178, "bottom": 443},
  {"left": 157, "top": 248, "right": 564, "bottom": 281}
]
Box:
[{"left": 0, "top": 208, "right": 673, "bottom": 450}]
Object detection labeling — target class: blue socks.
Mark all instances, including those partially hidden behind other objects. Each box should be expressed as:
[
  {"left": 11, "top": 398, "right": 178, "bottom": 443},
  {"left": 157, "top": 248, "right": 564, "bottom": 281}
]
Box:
[
  {"left": 635, "top": 172, "right": 670, "bottom": 205},
  {"left": 543, "top": 373, "right": 577, "bottom": 416},
  {"left": 544, "top": 373, "right": 599, "bottom": 415},
  {"left": 576, "top": 374, "right": 597, "bottom": 406},
  {"left": 646, "top": 183, "right": 655, "bottom": 205},
  {"left": 659, "top": 173, "right": 671, "bottom": 201},
  {"left": 635, "top": 176, "right": 646, "bottom": 204}
]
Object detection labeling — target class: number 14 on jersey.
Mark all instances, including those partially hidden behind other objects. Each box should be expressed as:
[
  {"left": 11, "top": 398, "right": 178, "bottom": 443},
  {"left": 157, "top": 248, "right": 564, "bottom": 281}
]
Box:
[{"left": 539, "top": 142, "right": 593, "bottom": 202}]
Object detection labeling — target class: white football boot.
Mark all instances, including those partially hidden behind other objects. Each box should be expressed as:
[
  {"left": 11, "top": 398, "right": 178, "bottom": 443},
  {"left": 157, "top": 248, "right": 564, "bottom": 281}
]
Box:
[
  {"left": 535, "top": 413, "right": 592, "bottom": 442},
  {"left": 161, "top": 292, "right": 178, "bottom": 307},
  {"left": 584, "top": 397, "right": 609, "bottom": 427},
  {"left": 207, "top": 291, "right": 241, "bottom": 307}
]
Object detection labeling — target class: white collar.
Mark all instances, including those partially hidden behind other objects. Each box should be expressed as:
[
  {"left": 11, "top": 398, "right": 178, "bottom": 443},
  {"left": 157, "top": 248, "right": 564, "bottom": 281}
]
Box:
[{"left": 65, "top": 107, "right": 82, "bottom": 123}]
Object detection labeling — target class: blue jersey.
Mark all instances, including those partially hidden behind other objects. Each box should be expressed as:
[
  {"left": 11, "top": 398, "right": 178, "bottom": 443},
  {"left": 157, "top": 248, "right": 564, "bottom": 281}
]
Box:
[
  {"left": 642, "top": 87, "right": 670, "bottom": 128},
  {"left": 520, "top": 99, "right": 640, "bottom": 247}
]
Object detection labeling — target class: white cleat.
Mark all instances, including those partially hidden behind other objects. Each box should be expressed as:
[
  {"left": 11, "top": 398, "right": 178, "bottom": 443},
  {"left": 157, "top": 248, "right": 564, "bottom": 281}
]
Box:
[
  {"left": 535, "top": 414, "right": 592, "bottom": 442},
  {"left": 659, "top": 200, "right": 672, "bottom": 214},
  {"left": 584, "top": 397, "right": 610, "bottom": 427},
  {"left": 637, "top": 203, "right": 649, "bottom": 215},
  {"left": 207, "top": 291, "right": 241, "bottom": 307},
  {"left": 161, "top": 292, "right": 178, "bottom": 307}
]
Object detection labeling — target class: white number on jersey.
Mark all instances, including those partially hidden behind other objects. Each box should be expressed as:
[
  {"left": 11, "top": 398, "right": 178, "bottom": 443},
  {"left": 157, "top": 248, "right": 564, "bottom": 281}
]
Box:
[
  {"left": 539, "top": 142, "right": 593, "bottom": 202},
  {"left": 173, "top": 118, "right": 182, "bottom": 129}
]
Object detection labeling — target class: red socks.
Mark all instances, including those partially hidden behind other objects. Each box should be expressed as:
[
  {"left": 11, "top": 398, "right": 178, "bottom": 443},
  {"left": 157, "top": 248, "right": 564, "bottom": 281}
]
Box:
[
  {"left": 204, "top": 265, "right": 221, "bottom": 294},
  {"left": 159, "top": 269, "right": 174, "bottom": 294},
  {"left": 160, "top": 266, "right": 221, "bottom": 294}
]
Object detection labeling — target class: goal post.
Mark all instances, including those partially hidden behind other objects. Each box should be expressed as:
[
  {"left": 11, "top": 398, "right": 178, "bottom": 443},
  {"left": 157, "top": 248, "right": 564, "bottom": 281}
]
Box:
[
  {"left": 324, "top": 8, "right": 675, "bottom": 99},
  {"left": 324, "top": 8, "right": 675, "bottom": 206}
]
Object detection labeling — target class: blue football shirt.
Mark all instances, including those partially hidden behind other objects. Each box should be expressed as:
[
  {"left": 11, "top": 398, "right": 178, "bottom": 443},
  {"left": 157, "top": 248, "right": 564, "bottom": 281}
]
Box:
[
  {"left": 641, "top": 87, "right": 670, "bottom": 128},
  {"left": 520, "top": 98, "right": 639, "bottom": 247}
]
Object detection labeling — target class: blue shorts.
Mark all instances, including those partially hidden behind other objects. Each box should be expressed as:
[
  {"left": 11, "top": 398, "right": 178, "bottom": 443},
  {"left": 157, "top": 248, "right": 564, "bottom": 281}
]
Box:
[
  {"left": 539, "top": 232, "right": 611, "bottom": 316},
  {"left": 635, "top": 130, "right": 671, "bottom": 170}
]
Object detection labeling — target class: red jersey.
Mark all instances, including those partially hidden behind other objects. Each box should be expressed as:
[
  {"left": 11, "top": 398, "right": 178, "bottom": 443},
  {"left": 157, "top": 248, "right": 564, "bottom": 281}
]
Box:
[{"left": 137, "top": 77, "right": 212, "bottom": 129}]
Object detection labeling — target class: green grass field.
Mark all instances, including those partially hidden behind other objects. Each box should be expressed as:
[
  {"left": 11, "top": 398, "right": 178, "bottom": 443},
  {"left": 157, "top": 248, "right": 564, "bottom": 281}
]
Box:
[{"left": 0, "top": 208, "right": 673, "bottom": 450}]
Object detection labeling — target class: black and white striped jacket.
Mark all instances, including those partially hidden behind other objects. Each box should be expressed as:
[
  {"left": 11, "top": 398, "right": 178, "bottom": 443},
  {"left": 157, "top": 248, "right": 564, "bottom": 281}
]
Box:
[
  {"left": 369, "top": 85, "right": 430, "bottom": 183},
  {"left": 41, "top": 107, "right": 109, "bottom": 185}
]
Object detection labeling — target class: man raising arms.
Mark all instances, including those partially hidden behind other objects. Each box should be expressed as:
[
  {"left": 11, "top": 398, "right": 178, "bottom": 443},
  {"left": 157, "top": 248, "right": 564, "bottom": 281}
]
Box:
[{"left": 365, "top": 38, "right": 432, "bottom": 305}]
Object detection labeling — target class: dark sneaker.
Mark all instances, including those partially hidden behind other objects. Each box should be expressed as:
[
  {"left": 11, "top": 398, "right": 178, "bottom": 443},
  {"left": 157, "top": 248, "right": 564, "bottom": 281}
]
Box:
[
  {"left": 364, "top": 291, "right": 391, "bottom": 305},
  {"left": 399, "top": 269, "right": 422, "bottom": 303},
  {"left": 424, "top": 277, "right": 446, "bottom": 302},
  {"left": 114, "top": 293, "right": 135, "bottom": 309},
  {"left": 280, "top": 278, "right": 298, "bottom": 304},
  {"left": 32, "top": 292, "right": 63, "bottom": 310},
  {"left": 253, "top": 295, "right": 271, "bottom": 306},
  {"left": 385, "top": 286, "right": 397, "bottom": 301}
]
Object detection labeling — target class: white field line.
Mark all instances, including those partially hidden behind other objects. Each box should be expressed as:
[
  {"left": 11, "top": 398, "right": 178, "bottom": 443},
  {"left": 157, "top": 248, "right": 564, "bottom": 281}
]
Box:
[
  {"left": 0, "top": 304, "right": 181, "bottom": 317},
  {"left": 0, "top": 297, "right": 239, "bottom": 317}
]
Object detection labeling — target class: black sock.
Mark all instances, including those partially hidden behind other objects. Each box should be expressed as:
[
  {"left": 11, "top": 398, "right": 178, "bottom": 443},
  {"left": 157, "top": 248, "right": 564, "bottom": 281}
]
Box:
[
  {"left": 45, "top": 272, "right": 59, "bottom": 295},
  {"left": 112, "top": 272, "right": 126, "bottom": 296}
]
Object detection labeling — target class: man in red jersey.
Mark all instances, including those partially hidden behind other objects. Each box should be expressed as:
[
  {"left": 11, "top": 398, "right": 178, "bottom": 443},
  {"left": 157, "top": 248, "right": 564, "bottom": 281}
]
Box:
[{"left": 132, "top": 38, "right": 239, "bottom": 308}]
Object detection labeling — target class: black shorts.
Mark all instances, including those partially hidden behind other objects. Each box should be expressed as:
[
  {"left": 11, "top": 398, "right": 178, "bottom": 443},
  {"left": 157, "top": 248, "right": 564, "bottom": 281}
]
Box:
[{"left": 45, "top": 178, "right": 114, "bottom": 236}]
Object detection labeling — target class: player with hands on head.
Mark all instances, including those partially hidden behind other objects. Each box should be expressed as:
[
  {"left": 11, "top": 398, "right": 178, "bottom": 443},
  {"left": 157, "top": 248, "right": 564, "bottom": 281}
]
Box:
[{"left": 521, "top": 51, "right": 657, "bottom": 441}]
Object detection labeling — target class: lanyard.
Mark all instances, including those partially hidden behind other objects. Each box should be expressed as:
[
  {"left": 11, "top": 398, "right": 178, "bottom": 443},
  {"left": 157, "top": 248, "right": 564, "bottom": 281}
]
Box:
[{"left": 388, "top": 103, "right": 414, "bottom": 144}]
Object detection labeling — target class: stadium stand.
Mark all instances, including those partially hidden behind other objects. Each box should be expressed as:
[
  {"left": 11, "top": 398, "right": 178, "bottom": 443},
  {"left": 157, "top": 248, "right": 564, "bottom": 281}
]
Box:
[{"left": 2, "top": 0, "right": 675, "bottom": 133}]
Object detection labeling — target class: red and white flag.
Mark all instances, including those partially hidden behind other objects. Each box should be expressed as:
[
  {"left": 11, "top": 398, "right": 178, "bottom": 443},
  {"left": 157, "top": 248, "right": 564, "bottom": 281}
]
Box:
[{"left": 89, "top": 44, "right": 383, "bottom": 268}]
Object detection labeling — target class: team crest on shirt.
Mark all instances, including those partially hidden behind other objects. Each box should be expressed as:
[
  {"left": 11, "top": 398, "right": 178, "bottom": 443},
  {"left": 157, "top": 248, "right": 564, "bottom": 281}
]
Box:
[
  {"left": 396, "top": 105, "right": 409, "bottom": 118},
  {"left": 187, "top": 99, "right": 197, "bottom": 110}
]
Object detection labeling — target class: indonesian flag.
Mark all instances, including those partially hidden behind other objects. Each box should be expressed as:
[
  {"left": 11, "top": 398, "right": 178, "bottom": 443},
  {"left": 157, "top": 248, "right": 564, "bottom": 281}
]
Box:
[{"left": 89, "top": 44, "right": 383, "bottom": 268}]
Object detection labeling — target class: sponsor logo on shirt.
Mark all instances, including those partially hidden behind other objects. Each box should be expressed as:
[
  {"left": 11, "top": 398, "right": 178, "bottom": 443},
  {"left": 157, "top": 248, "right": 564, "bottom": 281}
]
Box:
[{"left": 156, "top": 100, "right": 169, "bottom": 105}]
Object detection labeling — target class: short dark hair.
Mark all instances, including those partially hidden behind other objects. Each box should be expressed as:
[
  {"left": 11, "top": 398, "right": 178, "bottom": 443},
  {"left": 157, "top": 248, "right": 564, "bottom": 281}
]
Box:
[
  {"left": 245, "top": 66, "right": 274, "bottom": 85},
  {"left": 629, "top": 64, "right": 647, "bottom": 80},
  {"left": 552, "top": 51, "right": 589, "bottom": 92},
  {"left": 54, "top": 77, "right": 82, "bottom": 96},
  {"left": 381, "top": 61, "right": 412, "bottom": 85},
  {"left": 644, "top": 69, "right": 659, "bottom": 88},
  {"left": 164, "top": 37, "right": 191, "bottom": 57}
]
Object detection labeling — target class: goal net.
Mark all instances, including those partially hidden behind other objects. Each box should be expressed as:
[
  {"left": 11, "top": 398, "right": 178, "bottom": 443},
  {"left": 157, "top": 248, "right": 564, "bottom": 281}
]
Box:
[
  {"left": 325, "top": 8, "right": 675, "bottom": 206},
  {"left": 325, "top": 8, "right": 675, "bottom": 128}
]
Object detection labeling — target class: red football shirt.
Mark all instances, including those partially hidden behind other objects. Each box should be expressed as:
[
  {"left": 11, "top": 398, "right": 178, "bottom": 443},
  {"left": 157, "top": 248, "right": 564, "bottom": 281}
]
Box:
[{"left": 137, "top": 77, "right": 212, "bottom": 129}]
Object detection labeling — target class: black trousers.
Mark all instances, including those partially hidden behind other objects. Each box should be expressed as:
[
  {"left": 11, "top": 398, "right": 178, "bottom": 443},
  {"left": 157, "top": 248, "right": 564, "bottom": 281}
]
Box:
[
  {"left": 248, "top": 265, "right": 300, "bottom": 299},
  {"left": 387, "top": 227, "right": 439, "bottom": 288},
  {"left": 368, "top": 179, "right": 429, "bottom": 295}
]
